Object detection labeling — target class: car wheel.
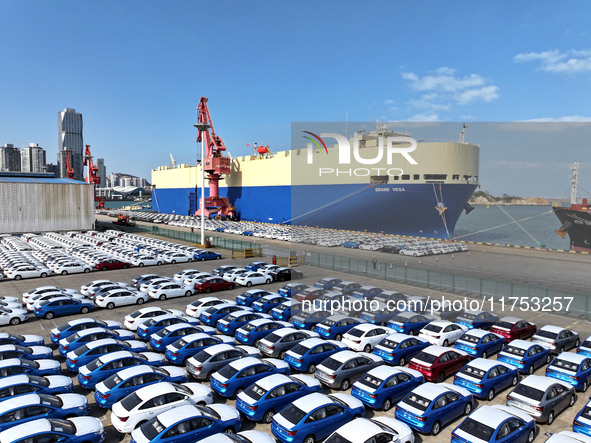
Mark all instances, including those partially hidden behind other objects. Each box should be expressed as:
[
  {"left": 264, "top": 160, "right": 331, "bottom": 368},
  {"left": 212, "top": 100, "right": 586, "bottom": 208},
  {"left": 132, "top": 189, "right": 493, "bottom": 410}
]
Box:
[
  {"left": 185, "top": 291, "right": 192, "bottom": 297},
  {"left": 576, "top": 338, "right": 581, "bottom": 347},
  {"left": 41, "top": 272, "right": 47, "bottom": 278},
  {"left": 216, "top": 256, "right": 221, "bottom": 260},
  {"left": 263, "top": 409, "right": 275, "bottom": 424},
  {"left": 106, "top": 302, "right": 115, "bottom": 310},
  {"left": 398, "top": 356, "right": 406, "bottom": 366},
  {"left": 382, "top": 398, "right": 392, "bottom": 411},
  {"left": 246, "top": 281, "right": 252, "bottom": 287},
  {"left": 14, "top": 275, "right": 22, "bottom": 280},
  {"left": 136, "top": 298, "right": 145, "bottom": 305},
  {"left": 44, "top": 312, "right": 54, "bottom": 319},
  {"left": 61, "top": 270, "right": 68, "bottom": 275},
  {"left": 436, "top": 372, "right": 445, "bottom": 383},
  {"left": 528, "top": 429, "right": 535, "bottom": 443},
  {"left": 487, "top": 388, "right": 495, "bottom": 401},
  {"left": 408, "top": 329, "right": 415, "bottom": 336},
  {"left": 200, "top": 257, "right": 206, "bottom": 261},
  {"left": 546, "top": 354, "right": 552, "bottom": 364},
  {"left": 157, "top": 261, "right": 162, "bottom": 266},
  {"left": 363, "top": 344, "right": 371, "bottom": 353},
  {"left": 340, "top": 379, "right": 351, "bottom": 391},
  {"left": 547, "top": 410, "right": 555, "bottom": 425},
  {"left": 81, "top": 307, "right": 90, "bottom": 314},
  {"left": 442, "top": 339, "right": 449, "bottom": 347},
  {"left": 205, "top": 372, "right": 212, "bottom": 382},
  {"left": 136, "top": 421, "right": 147, "bottom": 430},
  {"left": 266, "top": 279, "right": 271, "bottom": 284},
  {"left": 569, "top": 394, "right": 576, "bottom": 407},
  {"left": 482, "top": 351, "right": 488, "bottom": 359},
  {"left": 188, "top": 258, "right": 193, "bottom": 262},
  {"left": 227, "top": 284, "right": 234, "bottom": 290},
  {"left": 101, "top": 266, "right": 107, "bottom": 271},
  {"left": 138, "top": 262, "right": 144, "bottom": 267},
  {"left": 528, "top": 364, "right": 534, "bottom": 375},
  {"left": 307, "top": 363, "right": 316, "bottom": 374},
  {"left": 335, "top": 333, "right": 342, "bottom": 341},
  {"left": 279, "top": 350, "right": 287, "bottom": 359},
  {"left": 431, "top": 421, "right": 441, "bottom": 436},
  {"left": 584, "top": 380, "right": 589, "bottom": 392},
  {"left": 204, "top": 288, "right": 212, "bottom": 294},
  {"left": 233, "top": 388, "right": 244, "bottom": 399},
  {"left": 9, "top": 317, "right": 21, "bottom": 325},
  {"left": 512, "top": 375, "right": 518, "bottom": 386},
  {"left": 303, "top": 436, "right": 315, "bottom": 443},
  {"left": 159, "top": 294, "right": 167, "bottom": 301},
  {"left": 171, "top": 260, "right": 176, "bottom": 264},
  {"left": 557, "top": 346, "right": 563, "bottom": 354}
]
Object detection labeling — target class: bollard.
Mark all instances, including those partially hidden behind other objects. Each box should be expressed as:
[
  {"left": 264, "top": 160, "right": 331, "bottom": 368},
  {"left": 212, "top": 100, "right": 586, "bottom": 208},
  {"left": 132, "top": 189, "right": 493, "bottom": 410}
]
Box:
[
  {"left": 405, "top": 261, "right": 408, "bottom": 267},
  {"left": 418, "top": 259, "right": 422, "bottom": 264},
  {"left": 435, "top": 257, "right": 439, "bottom": 262},
  {"left": 467, "top": 251, "right": 470, "bottom": 256},
  {"left": 451, "top": 253, "right": 454, "bottom": 259}
]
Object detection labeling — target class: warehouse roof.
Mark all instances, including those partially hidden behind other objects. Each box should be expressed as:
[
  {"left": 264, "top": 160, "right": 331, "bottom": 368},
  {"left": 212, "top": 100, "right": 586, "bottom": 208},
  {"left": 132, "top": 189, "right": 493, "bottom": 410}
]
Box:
[{"left": 0, "top": 176, "right": 88, "bottom": 184}]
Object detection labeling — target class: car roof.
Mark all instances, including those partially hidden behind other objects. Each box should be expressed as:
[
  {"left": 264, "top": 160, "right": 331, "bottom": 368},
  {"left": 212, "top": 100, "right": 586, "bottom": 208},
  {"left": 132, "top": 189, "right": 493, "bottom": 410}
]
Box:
[
  {"left": 0, "top": 393, "right": 43, "bottom": 410},
  {"left": 0, "top": 374, "right": 31, "bottom": 388},
  {"left": 428, "top": 320, "right": 455, "bottom": 327},
  {"left": 135, "top": 381, "right": 177, "bottom": 400},
  {"left": 552, "top": 352, "right": 588, "bottom": 365},
  {"left": 0, "top": 418, "right": 53, "bottom": 441},
  {"left": 230, "top": 357, "right": 264, "bottom": 371},
  {"left": 366, "top": 365, "right": 422, "bottom": 380},
  {"left": 498, "top": 316, "right": 522, "bottom": 323},
  {"left": 297, "top": 338, "right": 330, "bottom": 349},
  {"left": 349, "top": 323, "right": 386, "bottom": 332},
  {"left": 107, "top": 365, "right": 157, "bottom": 380},
  {"left": 520, "top": 375, "right": 572, "bottom": 390},
  {"left": 505, "top": 339, "right": 535, "bottom": 350},
  {"left": 409, "top": 382, "right": 454, "bottom": 401},
  {"left": 463, "top": 329, "right": 493, "bottom": 338},
  {"left": 468, "top": 405, "right": 524, "bottom": 428},
  {"left": 154, "top": 404, "right": 204, "bottom": 427},
  {"left": 537, "top": 325, "right": 566, "bottom": 334},
  {"left": 422, "top": 345, "right": 455, "bottom": 356},
  {"left": 466, "top": 358, "right": 514, "bottom": 372},
  {"left": 256, "top": 373, "right": 292, "bottom": 390},
  {"left": 292, "top": 392, "right": 331, "bottom": 411},
  {"left": 329, "top": 350, "right": 360, "bottom": 362}
]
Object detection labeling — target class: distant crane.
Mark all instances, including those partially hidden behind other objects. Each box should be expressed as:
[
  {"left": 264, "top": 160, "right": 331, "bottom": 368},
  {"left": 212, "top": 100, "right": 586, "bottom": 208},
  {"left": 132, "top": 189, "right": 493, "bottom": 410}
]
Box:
[
  {"left": 194, "top": 97, "right": 235, "bottom": 218},
  {"left": 83, "top": 144, "right": 105, "bottom": 210},
  {"left": 64, "top": 149, "right": 75, "bottom": 179},
  {"left": 170, "top": 153, "right": 176, "bottom": 167}
]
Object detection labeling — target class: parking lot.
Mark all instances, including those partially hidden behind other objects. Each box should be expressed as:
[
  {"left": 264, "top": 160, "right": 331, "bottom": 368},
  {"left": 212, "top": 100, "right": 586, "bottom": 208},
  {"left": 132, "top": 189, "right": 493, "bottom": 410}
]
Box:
[{"left": 2, "top": 239, "right": 591, "bottom": 442}]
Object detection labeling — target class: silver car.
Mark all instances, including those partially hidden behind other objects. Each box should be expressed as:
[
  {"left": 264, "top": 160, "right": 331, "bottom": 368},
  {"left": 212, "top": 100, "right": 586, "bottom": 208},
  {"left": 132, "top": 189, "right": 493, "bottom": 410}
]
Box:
[
  {"left": 532, "top": 325, "right": 580, "bottom": 354},
  {"left": 185, "top": 343, "right": 260, "bottom": 381},
  {"left": 506, "top": 375, "right": 576, "bottom": 424},
  {"left": 314, "top": 350, "right": 384, "bottom": 391},
  {"left": 257, "top": 328, "right": 318, "bottom": 359}
]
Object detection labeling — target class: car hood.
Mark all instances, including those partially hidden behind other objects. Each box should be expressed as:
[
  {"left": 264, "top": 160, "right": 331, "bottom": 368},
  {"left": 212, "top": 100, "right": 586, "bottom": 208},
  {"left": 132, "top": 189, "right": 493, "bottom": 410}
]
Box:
[
  {"left": 184, "top": 383, "right": 213, "bottom": 401},
  {"left": 140, "top": 352, "right": 165, "bottom": 363},
  {"left": 70, "top": 416, "right": 104, "bottom": 436},
  {"left": 37, "top": 359, "right": 61, "bottom": 370},
  {"left": 59, "top": 393, "right": 88, "bottom": 409}
]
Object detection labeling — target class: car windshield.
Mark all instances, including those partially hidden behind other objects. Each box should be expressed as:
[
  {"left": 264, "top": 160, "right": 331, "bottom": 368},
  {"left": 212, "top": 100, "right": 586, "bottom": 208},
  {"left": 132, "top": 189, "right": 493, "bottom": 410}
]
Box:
[
  {"left": 504, "top": 346, "right": 526, "bottom": 357},
  {"left": 512, "top": 384, "right": 545, "bottom": 401},
  {"left": 74, "top": 345, "right": 90, "bottom": 356},
  {"left": 582, "top": 340, "right": 591, "bottom": 349},
  {"left": 460, "top": 313, "right": 477, "bottom": 321},
  {"left": 141, "top": 418, "right": 166, "bottom": 441},
  {"left": 552, "top": 358, "right": 580, "bottom": 372},
  {"left": 121, "top": 392, "right": 142, "bottom": 411},
  {"left": 57, "top": 322, "right": 77, "bottom": 332},
  {"left": 264, "top": 333, "right": 281, "bottom": 343},
  {"left": 357, "top": 374, "right": 383, "bottom": 389},
  {"left": 103, "top": 373, "right": 124, "bottom": 389},
  {"left": 458, "top": 417, "right": 494, "bottom": 441},
  {"left": 413, "top": 352, "right": 437, "bottom": 364},
  {"left": 280, "top": 404, "right": 307, "bottom": 425},
  {"left": 581, "top": 406, "right": 591, "bottom": 420},
  {"left": 324, "top": 433, "right": 353, "bottom": 443},
  {"left": 86, "top": 358, "right": 105, "bottom": 372},
  {"left": 28, "top": 375, "right": 49, "bottom": 387},
  {"left": 49, "top": 419, "right": 76, "bottom": 435},
  {"left": 217, "top": 365, "right": 239, "bottom": 379},
  {"left": 289, "top": 344, "right": 310, "bottom": 356},
  {"left": 460, "top": 366, "right": 486, "bottom": 379},
  {"left": 320, "top": 358, "right": 342, "bottom": 371},
  {"left": 535, "top": 330, "right": 558, "bottom": 339},
  {"left": 195, "top": 405, "right": 220, "bottom": 420},
  {"left": 129, "top": 311, "right": 143, "bottom": 319},
  {"left": 347, "top": 328, "right": 365, "bottom": 338},
  {"left": 390, "top": 314, "right": 411, "bottom": 323},
  {"left": 423, "top": 324, "right": 443, "bottom": 333},
  {"left": 494, "top": 321, "right": 514, "bottom": 330},
  {"left": 380, "top": 339, "right": 400, "bottom": 349},
  {"left": 224, "top": 313, "right": 239, "bottom": 322},
  {"left": 242, "top": 323, "right": 258, "bottom": 332},
  {"left": 460, "top": 334, "right": 481, "bottom": 344},
  {"left": 402, "top": 392, "right": 431, "bottom": 411},
  {"left": 244, "top": 383, "right": 267, "bottom": 401}
]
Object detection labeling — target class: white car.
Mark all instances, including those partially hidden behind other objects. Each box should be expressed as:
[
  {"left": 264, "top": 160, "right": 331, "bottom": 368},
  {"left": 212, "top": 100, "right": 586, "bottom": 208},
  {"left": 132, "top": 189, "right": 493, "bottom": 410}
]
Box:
[
  {"left": 0, "top": 299, "right": 24, "bottom": 310},
  {"left": 325, "top": 417, "right": 414, "bottom": 443},
  {"left": 52, "top": 262, "right": 92, "bottom": 275},
  {"left": 399, "top": 248, "right": 426, "bottom": 257},
  {"left": 139, "top": 278, "right": 175, "bottom": 293},
  {"left": 0, "top": 308, "right": 28, "bottom": 326},
  {"left": 341, "top": 324, "right": 396, "bottom": 352},
  {"left": 182, "top": 273, "right": 213, "bottom": 287},
  {"left": 235, "top": 272, "right": 272, "bottom": 287},
  {"left": 164, "top": 252, "right": 193, "bottom": 264},
  {"left": 222, "top": 268, "right": 249, "bottom": 282},
  {"left": 22, "top": 286, "right": 77, "bottom": 303},
  {"left": 124, "top": 307, "right": 185, "bottom": 331},
  {"left": 132, "top": 255, "right": 162, "bottom": 267},
  {"left": 110, "top": 382, "right": 213, "bottom": 433},
  {"left": 80, "top": 280, "right": 116, "bottom": 296},
  {"left": 148, "top": 283, "right": 193, "bottom": 301},
  {"left": 419, "top": 320, "right": 468, "bottom": 346},
  {"left": 185, "top": 297, "right": 232, "bottom": 318},
  {"left": 199, "top": 431, "right": 276, "bottom": 443},
  {"left": 173, "top": 269, "right": 201, "bottom": 283},
  {"left": 94, "top": 289, "right": 149, "bottom": 309},
  {"left": 130, "top": 403, "right": 241, "bottom": 443},
  {"left": 5, "top": 265, "right": 51, "bottom": 280}
]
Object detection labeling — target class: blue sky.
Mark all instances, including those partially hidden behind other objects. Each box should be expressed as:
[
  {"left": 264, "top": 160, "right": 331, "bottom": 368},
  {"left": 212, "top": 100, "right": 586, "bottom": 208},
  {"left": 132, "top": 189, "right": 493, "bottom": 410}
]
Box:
[{"left": 1, "top": 0, "right": 590, "bottom": 196}]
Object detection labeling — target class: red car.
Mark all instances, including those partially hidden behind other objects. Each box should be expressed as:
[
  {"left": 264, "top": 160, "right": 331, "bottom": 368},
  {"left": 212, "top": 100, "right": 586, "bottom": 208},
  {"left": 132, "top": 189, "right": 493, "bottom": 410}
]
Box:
[
  {"left": 408, "top": 345, "right": 470, "bottom": 382},
  {"left": 194, "top": 277, "right": 235, "bottom": 293},
  {"left": 294, "top": 288, "right": 326, "bottom": 302},
  {"left": 93, "top": 259, "right": 130, "bottom": 271},
  {"left": 490, "top": 316, "right": 537, "bottom": 341}
]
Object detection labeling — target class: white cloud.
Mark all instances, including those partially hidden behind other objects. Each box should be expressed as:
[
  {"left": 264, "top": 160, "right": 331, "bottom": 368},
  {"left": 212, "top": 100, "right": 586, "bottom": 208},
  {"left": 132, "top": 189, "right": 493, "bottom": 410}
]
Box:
[
  {"left": 384, "top": 99, "right": 395, "bottom": 105},
  {"left": 519, "top": 115, "right": 591, "bottom": 122},
  {"left": 402, "top": 67, "right": 486, "bottom": 92},
  {"left": 407, "top": 112, "right": 440, "bottom": 122},
  {"left": 514, "top": 49, "right": 591, "bottom": 73},
  {"left": 456, "top": 85, "right": 500, "bottom": 104}
]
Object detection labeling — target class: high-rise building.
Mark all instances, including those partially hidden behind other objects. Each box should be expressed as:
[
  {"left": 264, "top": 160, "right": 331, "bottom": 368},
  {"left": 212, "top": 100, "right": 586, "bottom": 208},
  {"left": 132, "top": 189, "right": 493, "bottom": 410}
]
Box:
[
  {"left": 58, "top": 108, "right": 83, "bottom": 180},
  {"left": 97, "top": 158, "right": 106, "bottom": 187},
  {"left": 21, "top": 143, "right": 46, "bottom": 173},
  {"left": 0, "top": 144, "right": 22, "bottom": 172}
]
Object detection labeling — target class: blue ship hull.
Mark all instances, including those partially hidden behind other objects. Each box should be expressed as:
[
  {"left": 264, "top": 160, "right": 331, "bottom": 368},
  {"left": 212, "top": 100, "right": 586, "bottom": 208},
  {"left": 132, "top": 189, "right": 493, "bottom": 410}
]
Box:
[{"left": 152, "top": 182, "right": 477, "bottom": 239}]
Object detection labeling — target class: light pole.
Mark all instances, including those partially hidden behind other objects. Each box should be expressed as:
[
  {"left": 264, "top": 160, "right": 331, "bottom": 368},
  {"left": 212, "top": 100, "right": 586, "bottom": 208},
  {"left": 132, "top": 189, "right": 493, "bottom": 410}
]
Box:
[{"left": 194, "top": 122, "right": 211, "bottom": 247}]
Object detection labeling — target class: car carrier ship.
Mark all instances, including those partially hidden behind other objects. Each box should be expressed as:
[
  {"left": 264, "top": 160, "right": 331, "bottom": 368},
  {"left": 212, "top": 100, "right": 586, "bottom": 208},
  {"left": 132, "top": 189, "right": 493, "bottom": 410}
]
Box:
[{"left": 151, "top": 99, "right": 479, "bottom": 239}]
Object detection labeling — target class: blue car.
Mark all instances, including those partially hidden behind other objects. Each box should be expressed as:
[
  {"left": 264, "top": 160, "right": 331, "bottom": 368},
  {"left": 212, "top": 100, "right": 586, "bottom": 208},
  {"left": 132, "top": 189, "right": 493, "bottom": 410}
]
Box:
[
  {"left": 454, "top": 329, "right": 506, "bottom": 359},
  {"left": 210, "top": 357, "right": 291, "bottom": 398},
  {"left": 0, "top": 393, "right": 89, "bottom": 432},
  {"left": 136, "top": 315, "right": 201, "bottom": 340},
  {"left": 314, "top": 315, "right": 363, "bottom": 340},
  {"left": 252, "top": 294, "right": 290, "bottom": 314},
  {"left": 129, "top": 403, "right": 241, "bottom": 443},
  {"left": 497, "top": 339, "right": 552, "bottom": 374},
  {"left": 0, "top": 344, "right": 53, "bottom": 360},
  {"left": 373, "top": 333, "right": 430, "bottom": 366},
  {"left": 236, "top": 289, "right": 273, "bottom": 307},
  {"left": 395, "top": 382, "right": 474, "bottom": 435},
  {"left": 200, "top": 304, "right": 247, "bottom": 326},
  {"left": 0, "top": 358, "right": 61, "bottom": 377},
  {"left": 352, "top": 366, "right": 424, "bottom": 411},
  {"left": 77, "top": 350, "right": 166, "bottom": 389},
  {"left": 573, "top": 398, "right": 591, "bottom": 436},
  {"left": 0, "top": 374, "right": 73, "bottom": 399},
  {"left": 350, "top": 286, "right": 383, "bottom": 300},
  {"left": 278, "top": 284, "right": 309, "bottom": 298},
  {"left": 271, "top": 300, "right": 302, "bottom": 322},
  {"left": 58, "top": 327, "right": 135, "bottom": 356},
  {"left": 236, "top": 373, "right": 322, "bottom": 423},
  {"left": 284, "top": 338, "right": 348, "bottom": 373},
  {"left": 359, "top": 303, "right": 399, "bottom": 326},
  {"left": 94, "top": 365, "right": 188, "bottom": 408},
  {"left": 0, "top": 332, "right": 44, "bottom": 347},
  {"left": 65, "top": 338, "right": 148, "bottom": 372},
  {"left": 217, "top": 311, "right": 270, "bottom": 336},
  {"left": 0, "top": 417, "right": 105, "bottom": 443},
  {"left": 455, "top": 310, "right": 499, "bottom": 330},
  {"left": 165, "top": 333, "right": 235, "bottom": 365},
  {"left": 387, "top": 311, "right": 432, "bottom": 335},
  {"left": 149, "top": 324, "right": 213, "bottom": 352},
  {"left": 235, "top": 319, "right": 291, "bottom": 346},
  {"left": 454, "top": 358, "right": 519, "bottom": 400},
  {"left": 451, "top": 404, "right": 536, "bottom": 443},
  {"left": 50, "top": 318, "right": 122, "bottom": 343},
  {"left": 271, "top": 392, "right": 365, "bottom": 443},
  {"left": 291, "top": 310, "right": 332, "bottom": 330},
  {"left": 33, "top": 297, "right": 94, "bottom": 319},
  {"left": 194, "top": 250, "right": 223, "bottom": 261},
  {"left": 246, "top": 262, "right": 268, "bottom": 271},
  {"left": 313, "top": 277, "right": 342, "bottom": 290},
  {"left": 577, "top": 336, "right": 591, "bottom": 357},
  {"left": 546, "top": 352, "right": 591, "bottom": 391}
]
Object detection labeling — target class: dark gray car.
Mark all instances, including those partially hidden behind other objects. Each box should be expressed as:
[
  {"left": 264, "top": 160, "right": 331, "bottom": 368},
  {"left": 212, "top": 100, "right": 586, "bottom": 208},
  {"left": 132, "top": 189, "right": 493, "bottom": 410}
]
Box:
[
  {"left": 532, "top": 325, "right": 580, "bottom": 354},
  {"left": 257, "top": 328, "right": 318, "bottom": 359},
  {"left": 185, "top": 343, "right": 260, "bottom": 381},
  {"left": 314, "top": 350, "right": 384, "bottom": 391}
]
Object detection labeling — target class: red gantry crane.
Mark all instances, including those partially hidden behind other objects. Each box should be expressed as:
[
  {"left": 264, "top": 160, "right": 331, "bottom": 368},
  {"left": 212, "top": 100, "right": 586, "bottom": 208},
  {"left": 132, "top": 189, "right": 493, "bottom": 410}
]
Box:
[
  {"left": 194, "top": 97, "right": 235, "bottom": 218},
  {"left": 83, "top": 144, "right": 105, "bottom": 210},
  {"left": 64, "top": 149, "right": 75, "bottom": 179}
]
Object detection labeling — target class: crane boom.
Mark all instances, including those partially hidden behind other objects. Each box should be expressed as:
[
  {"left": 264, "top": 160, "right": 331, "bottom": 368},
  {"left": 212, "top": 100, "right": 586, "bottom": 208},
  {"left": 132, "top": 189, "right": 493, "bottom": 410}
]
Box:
[
  {"left": 64, "top": 149, "right": 75, "bottom": 179},
  {"left": 83, "top": 144, "right": 105, "bottom": 209}
]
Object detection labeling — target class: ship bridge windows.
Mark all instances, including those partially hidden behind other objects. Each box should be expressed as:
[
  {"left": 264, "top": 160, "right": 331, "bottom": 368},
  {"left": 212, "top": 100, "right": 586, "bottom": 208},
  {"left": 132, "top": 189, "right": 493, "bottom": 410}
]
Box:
[
  {"left": 401, "top": 174, "right": 410, "bottom": 180},
  {"left": 463, "top": 175, "right": 472, "bottom": 181},
  {"left": 413, "top": 174, "right": 419, "bottom": 180},
  {"left": 424, "top": 174, "right": 447, "bottom": 180},
  {"left": 370, "top": 175, "right": 389, "bottom": 185},
  {"left": 452, "top": 174, "right": 460, "bottom": 180}
]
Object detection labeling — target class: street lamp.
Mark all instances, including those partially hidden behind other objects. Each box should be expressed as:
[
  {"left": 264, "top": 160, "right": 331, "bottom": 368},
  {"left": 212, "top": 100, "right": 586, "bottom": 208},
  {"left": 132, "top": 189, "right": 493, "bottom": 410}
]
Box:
[{"left": 194, "top": 122, "right": 211, "bottom": 247}]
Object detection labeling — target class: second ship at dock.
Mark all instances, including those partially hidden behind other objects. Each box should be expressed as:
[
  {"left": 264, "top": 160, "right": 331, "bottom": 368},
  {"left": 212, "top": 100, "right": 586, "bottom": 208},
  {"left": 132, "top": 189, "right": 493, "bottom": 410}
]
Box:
[{"left": 151, "top": 125, "right": 479, "bottom": 239}]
